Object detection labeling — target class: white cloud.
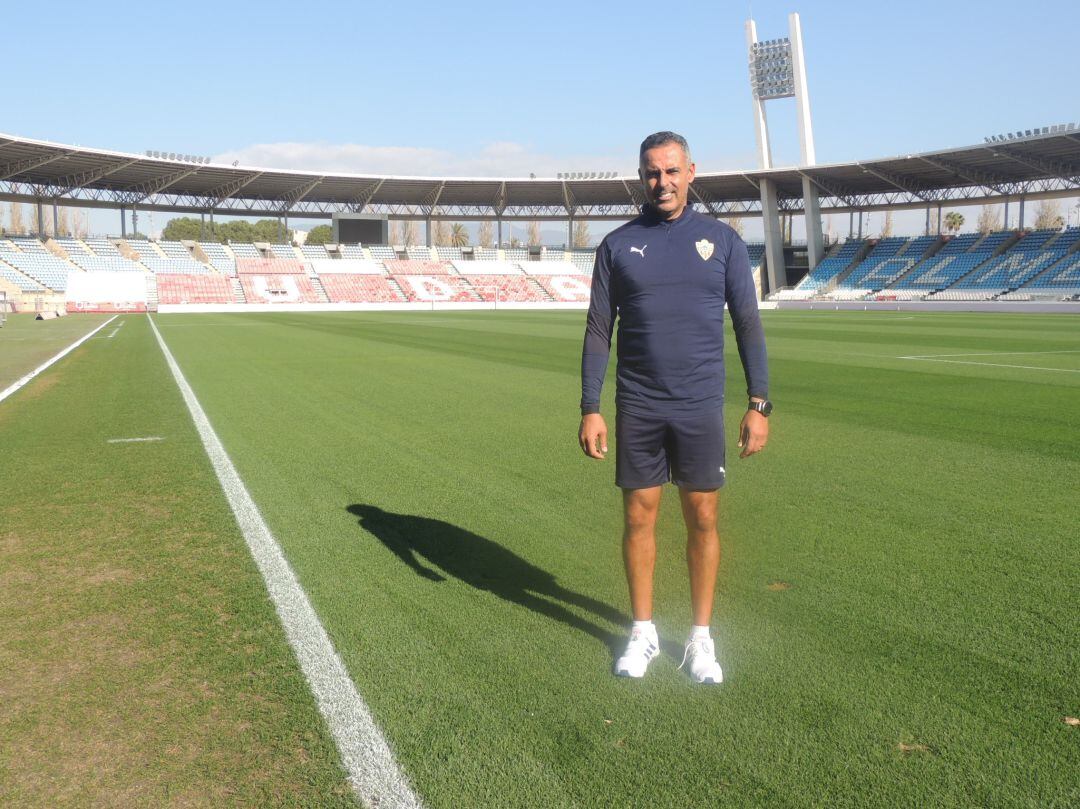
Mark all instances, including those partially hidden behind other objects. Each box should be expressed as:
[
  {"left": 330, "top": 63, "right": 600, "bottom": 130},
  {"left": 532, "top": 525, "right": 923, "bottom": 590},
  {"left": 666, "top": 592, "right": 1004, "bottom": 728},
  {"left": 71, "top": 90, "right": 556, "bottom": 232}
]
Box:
[{"left": 211, "top": 140, "right": 634, "bottom": 179}]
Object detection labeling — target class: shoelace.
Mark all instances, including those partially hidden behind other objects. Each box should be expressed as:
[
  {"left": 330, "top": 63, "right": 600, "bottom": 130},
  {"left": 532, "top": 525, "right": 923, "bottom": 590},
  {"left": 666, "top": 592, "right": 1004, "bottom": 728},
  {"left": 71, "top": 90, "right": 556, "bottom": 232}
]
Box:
[{"left": 678, "top": 638, "right": 713, "bottom": 671}]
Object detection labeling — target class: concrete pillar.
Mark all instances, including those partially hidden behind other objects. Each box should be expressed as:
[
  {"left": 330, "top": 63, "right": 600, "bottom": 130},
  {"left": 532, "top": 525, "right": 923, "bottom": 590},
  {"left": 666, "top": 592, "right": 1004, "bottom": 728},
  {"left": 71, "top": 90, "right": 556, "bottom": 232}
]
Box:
[
  {"left": 36, "top": 201, "right": 44, "bottom": 236},
  {"left": 132, "top": 206, "right": 138, "bottom": 237},
  {"left": 497, "top": 218, "right": 502, "bottom": 248},
  {"left": 200, "top": 212, "right": 206, "bottom": 241},
  {"left": 120, "top": 206, "right": 126, "bottom": 238},
  {"left": 936, "top": 204, "right": 942, "bottom": 236},
  {"left": 802, "top": 178, "right": 823, "bottom": 270},
  {"left": 52, "top": 202, "right": 59, "bottom": 237},
  {"left": 857, "top": 211, "right": 863, "bottom": 240},
  {"left": 1018, "top": 197, "right": 1026, "bottom": 229},
  {"left": 425, "top": 218, "right": 432, "bottom": 247},
  {"left": 759, "top": 178, "right": 785, "bottom": 295},
  {"left": 567, "top": 216, "right": 574, "bottom": 249}
]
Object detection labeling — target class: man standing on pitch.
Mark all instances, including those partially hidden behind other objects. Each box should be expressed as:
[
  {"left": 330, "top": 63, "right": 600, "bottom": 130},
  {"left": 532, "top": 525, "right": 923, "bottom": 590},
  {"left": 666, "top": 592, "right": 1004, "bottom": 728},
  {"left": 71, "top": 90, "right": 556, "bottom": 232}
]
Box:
[{"left": 578, "top": 131, "right": 770, "bottom": 684}]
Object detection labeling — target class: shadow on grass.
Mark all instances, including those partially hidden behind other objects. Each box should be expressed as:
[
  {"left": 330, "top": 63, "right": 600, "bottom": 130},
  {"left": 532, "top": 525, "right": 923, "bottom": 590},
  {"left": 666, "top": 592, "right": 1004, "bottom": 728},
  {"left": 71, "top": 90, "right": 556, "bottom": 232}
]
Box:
[{"left": 347, "top": 504, "right": 642, "bottom": 657}]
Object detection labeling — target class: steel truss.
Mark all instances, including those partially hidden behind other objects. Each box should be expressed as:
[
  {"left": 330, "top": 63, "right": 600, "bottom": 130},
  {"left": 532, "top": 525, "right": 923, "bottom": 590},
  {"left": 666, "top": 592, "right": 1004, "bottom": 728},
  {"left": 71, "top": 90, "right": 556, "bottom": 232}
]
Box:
[{"left": 1, "top": 175, "right": 1078, "bottom": 221}]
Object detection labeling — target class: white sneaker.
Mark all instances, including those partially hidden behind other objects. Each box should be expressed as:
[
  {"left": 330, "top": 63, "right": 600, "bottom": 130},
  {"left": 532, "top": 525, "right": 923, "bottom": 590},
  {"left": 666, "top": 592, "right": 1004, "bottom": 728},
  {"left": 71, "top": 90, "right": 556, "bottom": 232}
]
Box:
[
  {"left": 614, "top": 625, "right": 659, "bottom": 678},
  {"left": 679, "top": 637, "right": 724, "bottom": 684}
]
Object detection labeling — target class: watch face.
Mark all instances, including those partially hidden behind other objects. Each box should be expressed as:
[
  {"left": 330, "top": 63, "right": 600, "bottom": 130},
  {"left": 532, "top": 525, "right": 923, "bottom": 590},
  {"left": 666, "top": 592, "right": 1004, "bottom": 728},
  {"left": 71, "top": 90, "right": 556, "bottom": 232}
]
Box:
[{"left": 761, "top": 400, "right": 773, "bottom": 416}]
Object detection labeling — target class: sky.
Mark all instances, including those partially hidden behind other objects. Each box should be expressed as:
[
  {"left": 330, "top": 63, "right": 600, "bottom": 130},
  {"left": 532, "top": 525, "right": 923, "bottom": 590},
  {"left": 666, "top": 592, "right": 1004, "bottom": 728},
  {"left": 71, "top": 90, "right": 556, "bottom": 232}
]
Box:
[{"left": 5, "top": 0, "right": 1079, "bottom": 240}]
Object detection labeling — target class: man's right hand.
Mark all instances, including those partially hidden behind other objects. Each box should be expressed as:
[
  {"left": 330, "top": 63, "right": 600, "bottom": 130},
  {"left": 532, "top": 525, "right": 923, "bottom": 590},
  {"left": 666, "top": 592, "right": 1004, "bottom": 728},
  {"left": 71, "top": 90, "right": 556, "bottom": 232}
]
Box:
[{"left": 578, "top": 413, "right": 608, "bottom": 460}]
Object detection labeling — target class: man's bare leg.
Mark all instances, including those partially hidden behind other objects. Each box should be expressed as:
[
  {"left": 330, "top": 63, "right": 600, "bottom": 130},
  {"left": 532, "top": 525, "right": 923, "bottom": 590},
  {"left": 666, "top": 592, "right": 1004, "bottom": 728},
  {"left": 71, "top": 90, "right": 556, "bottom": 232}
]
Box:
[
  {"left": 679, "top": 488, "right": 720, "bottom": 626},
  {"left": 622, "top": 486, "right": 662, "bottom": 621}
]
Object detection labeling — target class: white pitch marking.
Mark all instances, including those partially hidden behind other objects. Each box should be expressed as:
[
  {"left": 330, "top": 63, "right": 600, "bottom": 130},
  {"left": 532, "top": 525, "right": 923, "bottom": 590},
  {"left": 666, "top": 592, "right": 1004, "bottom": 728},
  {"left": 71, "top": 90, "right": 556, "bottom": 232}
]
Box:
[
  {"left": 147, "top": 315, "right": 422, "bottom": 809},
  {"left": 0, "top": 315, "right": 118, "bottom": 405},
  {"left": 107, "top": 436, "right": 165, "bottom": 444},
  {"left": 898, "top": 357, "right": 1080, "bottom": 374},
  {"left": 898, "top": 349, "right": 1080, "bottom": 360}
]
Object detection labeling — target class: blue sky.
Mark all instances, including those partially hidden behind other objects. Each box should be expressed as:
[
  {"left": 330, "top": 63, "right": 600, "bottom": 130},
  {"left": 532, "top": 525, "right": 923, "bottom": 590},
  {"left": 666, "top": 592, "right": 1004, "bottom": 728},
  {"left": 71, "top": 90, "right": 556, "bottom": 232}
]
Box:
[{"left": 6, "top": 0, "right": 1080, "bottom": 237}]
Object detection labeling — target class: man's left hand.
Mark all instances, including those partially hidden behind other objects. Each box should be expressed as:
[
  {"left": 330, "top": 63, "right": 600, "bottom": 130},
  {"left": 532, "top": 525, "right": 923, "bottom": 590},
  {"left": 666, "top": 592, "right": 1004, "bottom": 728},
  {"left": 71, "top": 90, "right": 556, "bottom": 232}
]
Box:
[{"left": 738, "top": 409, "right": 768, "bottom": 459}]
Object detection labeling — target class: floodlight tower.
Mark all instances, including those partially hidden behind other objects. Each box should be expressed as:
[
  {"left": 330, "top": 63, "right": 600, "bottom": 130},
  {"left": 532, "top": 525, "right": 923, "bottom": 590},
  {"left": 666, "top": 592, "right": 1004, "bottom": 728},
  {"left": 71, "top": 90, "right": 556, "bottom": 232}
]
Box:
[{"left": 746, "top": 12, "right": 823, "bottom": 293}]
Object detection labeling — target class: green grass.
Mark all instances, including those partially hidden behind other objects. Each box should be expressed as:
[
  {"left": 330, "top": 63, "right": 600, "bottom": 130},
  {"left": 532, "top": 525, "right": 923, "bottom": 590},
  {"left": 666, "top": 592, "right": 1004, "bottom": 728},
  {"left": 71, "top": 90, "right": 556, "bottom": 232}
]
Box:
[
  {"left": 0, "top": 313, "right": 113, "bottom": 390},
  {"left": 3, "top": 310, "right": 1078, "bottom": 807},
  {"left": 0, "top": 316, "right": 356, "bottom": 806},
  {"left": 150, "top": 310, "right": 1079, "bottom": 808}
]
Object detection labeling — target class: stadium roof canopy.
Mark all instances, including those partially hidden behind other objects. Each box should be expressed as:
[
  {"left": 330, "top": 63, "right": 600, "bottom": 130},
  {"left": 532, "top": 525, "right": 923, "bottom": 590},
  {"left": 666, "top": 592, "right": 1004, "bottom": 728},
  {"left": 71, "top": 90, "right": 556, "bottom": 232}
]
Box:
[{"left": 1, "top": 128, "right": 1079, "bottom": 221}]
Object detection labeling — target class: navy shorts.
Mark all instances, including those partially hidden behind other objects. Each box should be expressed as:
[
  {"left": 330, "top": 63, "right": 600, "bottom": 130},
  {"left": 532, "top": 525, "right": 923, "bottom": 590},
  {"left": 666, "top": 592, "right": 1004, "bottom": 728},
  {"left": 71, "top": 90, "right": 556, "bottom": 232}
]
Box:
[{"left": 615, "top": 408, "right": 727, "bottom": 490}]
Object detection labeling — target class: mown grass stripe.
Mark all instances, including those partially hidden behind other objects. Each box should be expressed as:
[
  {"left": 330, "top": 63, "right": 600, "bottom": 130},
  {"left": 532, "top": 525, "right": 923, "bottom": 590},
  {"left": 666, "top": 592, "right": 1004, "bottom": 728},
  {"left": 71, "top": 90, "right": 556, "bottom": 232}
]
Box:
[
  {"left": 147, "top": 315, "right": 423, "bottom": 809},
  {"left": 0, "top": 315, "right": 117, "bottom": 404}
]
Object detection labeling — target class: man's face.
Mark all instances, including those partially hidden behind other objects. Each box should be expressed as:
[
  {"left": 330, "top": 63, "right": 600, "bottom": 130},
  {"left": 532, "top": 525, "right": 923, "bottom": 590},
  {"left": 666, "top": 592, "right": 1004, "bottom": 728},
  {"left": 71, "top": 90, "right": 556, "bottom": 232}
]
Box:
[{"left": 639, "top": 142, "right": 696, "bottom": 220}]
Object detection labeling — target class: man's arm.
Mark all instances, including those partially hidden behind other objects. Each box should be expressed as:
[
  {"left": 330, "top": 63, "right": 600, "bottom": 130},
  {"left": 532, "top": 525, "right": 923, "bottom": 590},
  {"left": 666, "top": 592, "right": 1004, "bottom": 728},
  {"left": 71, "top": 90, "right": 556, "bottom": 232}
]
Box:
[
  {"left": 725, "top": 234, "right": 770, "bottom": 458},
  {"left": 579, "top": 241, "right": 617, "bottom": 459}
]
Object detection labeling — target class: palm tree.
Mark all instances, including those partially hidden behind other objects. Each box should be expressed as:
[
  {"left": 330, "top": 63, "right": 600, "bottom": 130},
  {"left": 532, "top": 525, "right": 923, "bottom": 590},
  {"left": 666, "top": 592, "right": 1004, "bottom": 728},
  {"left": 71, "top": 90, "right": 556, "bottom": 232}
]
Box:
[
  {"left": 450, "top": 223, "right": 469, "bottom": 248},
  {"left": 944, "top": 211, "right": 964, "bottom": 234}
]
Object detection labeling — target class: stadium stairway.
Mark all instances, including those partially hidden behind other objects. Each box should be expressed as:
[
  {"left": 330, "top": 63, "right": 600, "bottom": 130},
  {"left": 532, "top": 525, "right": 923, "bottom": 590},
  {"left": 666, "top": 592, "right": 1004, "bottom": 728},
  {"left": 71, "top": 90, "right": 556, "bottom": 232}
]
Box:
[
  {"left": 527, "top": 276, "right": 556, "bottom": 302},
  {"left": 387, "top": 276, "right": 408, "bottom": 300},
  {"left": 145, "top": 275, "right": 159, "bottom": 312},
  {"left": 230, "top": 277, "right": 247, "bottom": 303},
  {"left": 821, "top": 240, "right": 876, "bottom": 293},
  {"left": 309, "top": 275, "right": 331, "bottom": 303},
  {"left": 883, "top": 237, "right": 947, "bottom": 289},
  {"left": 936, "top": 231, "right": 1023, "bottom": 291}
]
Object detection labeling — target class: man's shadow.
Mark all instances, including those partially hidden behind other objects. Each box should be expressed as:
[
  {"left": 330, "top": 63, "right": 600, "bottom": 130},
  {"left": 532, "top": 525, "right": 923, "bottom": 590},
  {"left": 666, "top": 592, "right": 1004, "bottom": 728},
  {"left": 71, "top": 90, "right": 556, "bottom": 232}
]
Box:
[{"left": 348, "top": 504, "right": 643, "bottom": 656}]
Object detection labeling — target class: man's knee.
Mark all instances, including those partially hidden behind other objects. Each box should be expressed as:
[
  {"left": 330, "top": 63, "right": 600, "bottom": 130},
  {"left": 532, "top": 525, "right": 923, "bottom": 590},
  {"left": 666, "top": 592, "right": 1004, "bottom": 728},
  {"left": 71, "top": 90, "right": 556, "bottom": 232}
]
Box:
[
  {"left": 623, "top": 488, "right": 661, "bottom": 534},
  {"left": 680, "top": 490, "right": 718, "bottom": 536}
]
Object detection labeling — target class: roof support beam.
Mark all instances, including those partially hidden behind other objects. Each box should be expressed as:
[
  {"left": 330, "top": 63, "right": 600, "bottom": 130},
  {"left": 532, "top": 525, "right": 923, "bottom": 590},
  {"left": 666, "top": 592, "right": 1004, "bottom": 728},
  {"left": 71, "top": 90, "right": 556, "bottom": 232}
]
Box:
[
  {"left": 857, "top": 162, "right": 932, "bottom": 202},
  {"left": 916, "top": 155, "right": 1014, "bottom": 194},
  {"left": 350, "top": 178, "right": 384, "bottom": 213},
  {"left": 983, "top": 146, "right": 1080, "bottom": 188},
  {"left": 202, "top": 172, "right": 266, "bottom": 210},
  {"left": 119, "top": 167, "right": 202, "bottom": 204},
  {"left": 797, "top": 170, "right": 860, "bottom": 208},
  {"left": 50, "top": 158, "right": 141, "bottom": 198},
  {"left": 689, "top": 185, "right": 720, "bottom": 217},
  {"left": 0, "top": 150, "right": 76, "bottom": 182},
  {"left": 281, "top": 176, "right": 325, "bottom": 210}
]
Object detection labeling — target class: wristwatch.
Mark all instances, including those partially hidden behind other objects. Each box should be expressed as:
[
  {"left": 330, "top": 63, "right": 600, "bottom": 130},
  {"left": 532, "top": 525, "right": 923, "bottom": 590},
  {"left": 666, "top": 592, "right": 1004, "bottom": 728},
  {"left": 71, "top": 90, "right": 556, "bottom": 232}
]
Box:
[{"left": 748, "top": 399, "right": 773, "bottom": 417}]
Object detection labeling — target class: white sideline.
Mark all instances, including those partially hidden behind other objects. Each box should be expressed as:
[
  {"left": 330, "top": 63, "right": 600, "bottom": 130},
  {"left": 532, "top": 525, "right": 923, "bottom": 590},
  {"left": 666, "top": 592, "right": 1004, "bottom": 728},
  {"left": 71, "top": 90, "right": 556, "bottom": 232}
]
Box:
[
  {"left": 0, "top": 315, "right": 118, "bottom": 405},
  {"left": 147, "top": 316, "right": 423, "bottom": 809}
]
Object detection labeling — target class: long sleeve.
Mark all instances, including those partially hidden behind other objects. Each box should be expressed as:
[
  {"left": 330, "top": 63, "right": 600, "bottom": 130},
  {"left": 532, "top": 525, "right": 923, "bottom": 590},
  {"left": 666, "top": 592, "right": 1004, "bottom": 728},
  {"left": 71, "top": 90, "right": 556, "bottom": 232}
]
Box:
[
  {"left": 580, "top": 240, "right": 617, "bottom": 414},
  {"left": 725, "top": 235, "right": 769, "bottom": 399}
]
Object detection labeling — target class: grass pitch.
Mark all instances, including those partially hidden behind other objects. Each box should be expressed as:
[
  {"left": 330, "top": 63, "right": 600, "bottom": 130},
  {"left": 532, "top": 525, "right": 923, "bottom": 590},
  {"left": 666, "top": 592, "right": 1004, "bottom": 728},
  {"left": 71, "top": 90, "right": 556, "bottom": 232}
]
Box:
[{"left": 3, "top": 309, "right": 1078, "bottom": 807}]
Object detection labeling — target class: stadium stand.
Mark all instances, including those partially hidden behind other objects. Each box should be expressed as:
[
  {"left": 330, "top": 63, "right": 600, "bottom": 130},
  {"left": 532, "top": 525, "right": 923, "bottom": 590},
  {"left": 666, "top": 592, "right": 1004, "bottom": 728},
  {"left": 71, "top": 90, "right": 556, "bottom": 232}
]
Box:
[
  {"left": 0, "top": 243, "right": 72, "bottom": 291},
  {"left": 368, "top": 245, "right": 397, "bottom": 260},
  {"left": 463, "top": 275, "right": 549, "bottom": 302},
  {"left": 126, "top": 239, "right": 162, "bottom": 259},
  {"left": 0, "top": 262, "right": 46, "bottom": 293},
  {"left": 392, "top": 274, "right": 479, "bottom": 302},
  {"left": 473, "top": 247, "right": 498, "bottom": 261},
  {"left": 236, "top": 257, "right": 306, "bottom": 275},
  {"left": 310, "top": 259, "right": 386, "bottom": 275},
  {"left": 55, "top": 237, "right": 90, "bottom": 256},
  {"left": 320, "top": 274, "right": 405, "bottom": 303},
  {"left": 340, "top": 243, "right": 366, "bottom": 259},
  {"left": 570, "top": 250, "right": 596, "bottom": 272},
  {"left": 952, "top": 230, "right": 1066, "bottom": 296},
  {"left": 435, "top": 246, "right": 464, "bottom": 261},
  {"left": 269, "top": 243, "right": 298, "bottom": 260},
  {"left": 156, "top": 273, "right": 234, "bottom": 304},
  {"left": 199, "top": 241, "right": 237, "bottom": 275},
  {"left": 837, "top": 237, "right": 908, "bottom": 289},
  {"left": 406, "top": 245, "right": 433, "bottom": 260},
  {"left": 504, "top": 248, "right": 529, "bottom": 262},
  {"left": 230, "top": 242, "right": 260, "bottom": 258},
  {"left": 543, "top": 248, "right": 566, "bottom": 261},
  {"left": 301, "top": 244, "right": 329, "bottom": 259},
  {"left": 450, "top": 260, "right": 521, "bottom": 275},
  {"left": 779, "top": 239, "right": 865, "bottom": 298},
  {"left": 521, "top": 260, "right": 579, "bottom": 275},
  {"left": 69, "top": 254, "right": 145, "bottom": 273},
  {"left": 746, "top": 242, "right": 765, "bottom": 269},
  {"left": 240, "top": 273, "right": 321, "bottom": 303},
  {"left": 535, "top": 274, "right": 591, "bottom": 302},
  {"left": 84, "top": 237, "right": 122, "bottom": 256},
  {"left": 384, "top": 259, "right": 454, "bottom": 275}
]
